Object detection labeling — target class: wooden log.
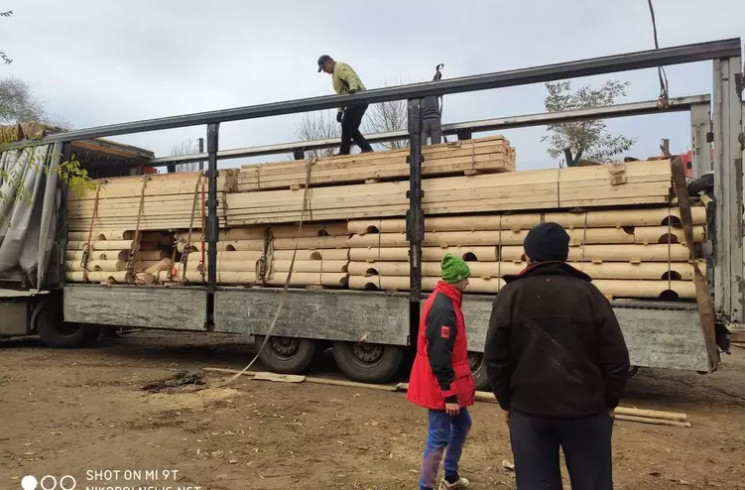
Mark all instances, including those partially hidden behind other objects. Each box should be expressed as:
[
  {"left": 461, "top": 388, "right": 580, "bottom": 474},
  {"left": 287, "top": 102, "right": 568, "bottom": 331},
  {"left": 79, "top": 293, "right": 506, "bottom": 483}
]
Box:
[
  {"left": 272, "top": 235, "right": 350, "bottom": 250},
  {"left": 189, "top": 251, "right": 262, "bottom": 261},
  {"left": 65, "top": 250, "right": 129, "bottom": 262},
  {"left": 64, "top": 260, "right": 128, "bottom": 272},
  {"left": 272, "top": 249, "right": 350, "bottom": 261},
  {"left": 348, "top": 246, "right": 498, "bottom": 262},
  {"left": 501, "top": 244, "right": 691, "bottom": 262},
  {"left": 135, "top": 272, "right": 156, "bottom": 285},
  {"left": 593, "top": 279, "right": 696, "bottom": 299},
  {"left": 347, "top": 207, "right": 706, "bottom": 234},
  {"left": 66, "top": 271, "right": 129, "bottom": 283},
  {"left": 178, "top": 239, "right": 263, "bottom": 253},
  {"left": 348, "top": 276, "right": 502, "bottom": 293},
  {"left": 346, "top": 226, "right": 702, "bottom": 248},
  {"left": 272, "top": 260, "right": 349, "bottom": 273},
  {"left": 180, "top": 271, "right": 257, "bottom": 284},
  {"left": 137, "top": 250, "right": 168, "bottom": 261},
  {"left": 176, "top": 258, "right": 258, "bottom": 272},
  {"left": 348, "top": 260, "right": 704, "bottom": 281},
  {"left": 219, "top": 223, "right": 350, "bottom": 240},
  {"left": 144, "top": 258, "right": 174, "bottom": 275},
  {"left": 265, "top": 272, "right": 349, "bottom": 288},
  {"left": 66, "top": 240, "right": 146, "bottom": 251}
]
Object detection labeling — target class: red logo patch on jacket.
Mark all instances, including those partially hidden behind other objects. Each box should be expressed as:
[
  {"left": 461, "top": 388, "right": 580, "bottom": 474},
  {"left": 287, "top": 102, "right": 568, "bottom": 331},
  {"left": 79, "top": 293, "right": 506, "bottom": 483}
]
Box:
[{"left": 441, "top": 326, "right": 451, "bottom": 339}]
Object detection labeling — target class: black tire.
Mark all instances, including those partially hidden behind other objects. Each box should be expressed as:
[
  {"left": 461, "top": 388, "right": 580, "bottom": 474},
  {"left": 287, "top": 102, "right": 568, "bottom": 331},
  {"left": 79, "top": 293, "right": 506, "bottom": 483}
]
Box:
[
  {"left": 332, "top": 341, "right": 404, "bottom": 383},
  {"left": 468, "top": 351, "right": 491, "bottom": 391},
  {"left": 34, "top": 299, "right": 99, "bottom": 348},
  {"left": 255, "top": 336, "right": 317, "bottom": 374}
]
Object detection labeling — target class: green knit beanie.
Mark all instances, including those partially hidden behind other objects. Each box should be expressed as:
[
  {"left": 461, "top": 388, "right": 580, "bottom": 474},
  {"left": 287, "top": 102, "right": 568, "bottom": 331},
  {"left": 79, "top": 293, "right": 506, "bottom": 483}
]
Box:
[{"left": 441, "top": 253, "right": 471, "bottom": 283}]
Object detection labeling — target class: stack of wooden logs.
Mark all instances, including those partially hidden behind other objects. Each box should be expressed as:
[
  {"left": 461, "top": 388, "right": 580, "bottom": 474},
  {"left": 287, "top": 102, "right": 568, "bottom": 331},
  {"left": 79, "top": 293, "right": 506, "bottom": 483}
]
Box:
[
  {"left": 67, "top": 171, "right": 228, "bottom": 231},
  {"left": 225, "top": 149, "right": 671, "bottom": 225},
  {"left": 346, "top": 206, "right": 706, "bottom": 300},
  {"left": 64, "top": 134, "right": 710, "bottom": 301},
  {"left": 173, "top": 223, "right": 350, "bottom": 288},
  {"left": 64, "top": 230, "right": 171, "bottom": 284}
]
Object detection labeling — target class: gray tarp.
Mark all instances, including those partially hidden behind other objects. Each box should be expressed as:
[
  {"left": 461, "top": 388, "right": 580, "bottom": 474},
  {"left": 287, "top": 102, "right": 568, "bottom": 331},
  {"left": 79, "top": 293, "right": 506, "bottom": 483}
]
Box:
[{"left": 0, "top": 144, "right": 57, "bottom": 286}]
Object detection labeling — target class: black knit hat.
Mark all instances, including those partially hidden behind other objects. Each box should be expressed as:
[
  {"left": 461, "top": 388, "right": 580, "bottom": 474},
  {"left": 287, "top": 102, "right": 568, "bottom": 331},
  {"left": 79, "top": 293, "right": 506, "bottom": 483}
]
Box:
[{"left": 524, "top": 222, "right": 570, "bottom": 262}]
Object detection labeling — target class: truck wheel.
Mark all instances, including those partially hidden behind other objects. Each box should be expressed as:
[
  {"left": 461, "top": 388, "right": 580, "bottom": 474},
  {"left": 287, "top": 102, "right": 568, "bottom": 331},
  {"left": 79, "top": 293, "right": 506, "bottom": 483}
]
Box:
[
  {"left": 33, "top": 299, "right": 99, "bottom": 348},
  {"left": 255, "top": 336, "right": 317, "bottom": 374},
  {"left": 468, "top": 352, "right": 491, "bottom": 392},
  {"left": 332, "top": 341, "right": 404, "bottom": 383}
]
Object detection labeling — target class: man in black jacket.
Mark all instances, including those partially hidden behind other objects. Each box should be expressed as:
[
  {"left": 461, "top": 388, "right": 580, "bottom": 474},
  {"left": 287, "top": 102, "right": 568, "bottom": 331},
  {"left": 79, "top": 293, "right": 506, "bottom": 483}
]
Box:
[{"left": 484, "top": 222, "right": 630, "bottom": 490}]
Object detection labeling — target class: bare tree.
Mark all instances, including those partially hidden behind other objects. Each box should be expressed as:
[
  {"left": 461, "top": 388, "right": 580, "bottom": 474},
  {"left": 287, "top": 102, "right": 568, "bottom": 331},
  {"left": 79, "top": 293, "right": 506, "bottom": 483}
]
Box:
[
  {"left": 363, "top": 81, "right": 408, "bottom": 150},
  {"left": 295, "top": 110, "right": 340, "bottom": 158},
  {"left": 542, "top": 80, "right": 636, "bottom": 165},
  {"left": 171, "top": 139, "right": 201, "bottom": 172},
  {"left": 0, "top": 77, "right": 47, "bottom": 124},
  {"left": 1, "top": 10, "right": 12, "bottom": 65}
]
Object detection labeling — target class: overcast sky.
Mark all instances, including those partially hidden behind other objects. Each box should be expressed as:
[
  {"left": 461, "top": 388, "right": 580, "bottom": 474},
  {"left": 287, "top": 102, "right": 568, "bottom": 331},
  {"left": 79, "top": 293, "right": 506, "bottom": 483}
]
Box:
[{"left": 2, "top": 0, "right": 743, "bottom": 169}]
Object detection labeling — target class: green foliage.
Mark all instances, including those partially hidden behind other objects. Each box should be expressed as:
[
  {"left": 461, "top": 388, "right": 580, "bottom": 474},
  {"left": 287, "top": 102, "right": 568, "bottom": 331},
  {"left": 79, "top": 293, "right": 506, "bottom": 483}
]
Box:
[{"left": 542, "top": 80, "right": 637, "bottom": 164}]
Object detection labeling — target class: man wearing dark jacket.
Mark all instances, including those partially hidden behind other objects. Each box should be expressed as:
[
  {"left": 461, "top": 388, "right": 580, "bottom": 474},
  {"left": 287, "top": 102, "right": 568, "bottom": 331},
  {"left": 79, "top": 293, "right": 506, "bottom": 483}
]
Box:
[
  {"left": 408, "top": 253, "right": 475, "bottom": 490},
  {"left": 484, "top": 222, "right": 630, "bottom": 490}
]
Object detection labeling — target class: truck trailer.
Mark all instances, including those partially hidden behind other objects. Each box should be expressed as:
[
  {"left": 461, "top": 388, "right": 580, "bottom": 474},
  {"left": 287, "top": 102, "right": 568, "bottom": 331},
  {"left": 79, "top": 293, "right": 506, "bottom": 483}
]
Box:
[{"left": 0, "top": 38, "right": 742, "bottom": 389}]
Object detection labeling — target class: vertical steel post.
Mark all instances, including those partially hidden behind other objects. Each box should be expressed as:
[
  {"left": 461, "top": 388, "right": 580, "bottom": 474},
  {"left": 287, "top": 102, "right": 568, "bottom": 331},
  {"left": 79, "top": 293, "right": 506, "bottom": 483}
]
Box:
[
  {"left": 206, "top": 123, "right": 220, "bottom": 328},
  {"left": 712, "top": 55, "right": 744, "bottom": 325},
  {"left": 198, "top": 137, "right": 205, "bottom": 172},
  {"left": 407, "top": 99, "right": 424, "bottom": 343},
  {"left": 690, "top": 102, "right": 712, "bottom": 178}
]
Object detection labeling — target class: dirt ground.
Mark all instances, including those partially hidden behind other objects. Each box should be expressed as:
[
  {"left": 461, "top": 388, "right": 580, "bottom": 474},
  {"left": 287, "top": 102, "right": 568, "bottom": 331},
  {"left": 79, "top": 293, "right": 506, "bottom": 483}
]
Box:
[{"left": 1, "top": 331, "right": 744, "bottom": 490}]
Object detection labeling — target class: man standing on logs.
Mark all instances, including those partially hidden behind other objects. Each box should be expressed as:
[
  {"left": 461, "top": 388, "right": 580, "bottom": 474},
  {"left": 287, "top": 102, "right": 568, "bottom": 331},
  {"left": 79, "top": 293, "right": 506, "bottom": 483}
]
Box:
[
  {"left": 317, "top": 54, "right": 374, "bottom": 155},
  {"left": 421, "top": 64, "right": 444, "bottom": 145},
  {"left": 408, "top": 253, "right": 475, "bottom": 490},
  {"left": 484, "top": 222, "right": 630, "bottom": 490}
]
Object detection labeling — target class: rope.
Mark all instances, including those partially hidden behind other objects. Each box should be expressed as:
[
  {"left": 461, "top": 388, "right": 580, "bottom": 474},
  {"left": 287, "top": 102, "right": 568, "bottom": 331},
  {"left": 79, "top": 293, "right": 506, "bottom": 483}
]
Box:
[
  {"left": 647, "top": 0, "right": 670, "bottom": 104},
  {"left": 220, "top": 156, "right": 316, "bottom": 386},
  {"left": 80, "top": 185, "right": 101, "bottom": 283},
  {"left": 126, "top": 176, "right": 149, "bottom": 283},
  {"left": 180, "top": 172, "right": 204, "bottom": 282}
]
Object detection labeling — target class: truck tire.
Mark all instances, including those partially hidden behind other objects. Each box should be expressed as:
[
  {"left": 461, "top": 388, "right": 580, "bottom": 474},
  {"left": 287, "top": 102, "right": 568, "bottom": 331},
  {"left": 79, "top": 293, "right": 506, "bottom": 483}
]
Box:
[
  {"left": 33, "top": 299, "right": 99, "bottom": 348},
  {"left": 255, "top": 336, "right": 317, "bottom": 374},
  {"left": 468, "top": 352, "right": 491, "bottom": 392},
  {"left": 332, "top": 341, "right": 404, "bottom": 383}
]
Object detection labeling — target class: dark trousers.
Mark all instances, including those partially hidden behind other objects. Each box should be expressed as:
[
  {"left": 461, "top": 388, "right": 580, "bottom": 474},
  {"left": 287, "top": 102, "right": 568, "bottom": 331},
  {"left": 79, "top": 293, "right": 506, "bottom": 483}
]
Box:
[
  {"left": 421, "top": 118, "right": 442, "bottom": 145},
  {"left": 509, "top": 410, "right": 614, "bottom": 490},
  {"left": 340, "top": 103, "right": 372, "bottom": 154}
]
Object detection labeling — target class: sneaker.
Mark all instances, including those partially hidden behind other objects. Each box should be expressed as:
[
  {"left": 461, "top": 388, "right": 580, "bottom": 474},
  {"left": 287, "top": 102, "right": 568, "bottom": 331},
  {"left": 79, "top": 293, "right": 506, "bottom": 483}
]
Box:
[{"left": 439, "top": 477, "right": 469, "bottom": 489}]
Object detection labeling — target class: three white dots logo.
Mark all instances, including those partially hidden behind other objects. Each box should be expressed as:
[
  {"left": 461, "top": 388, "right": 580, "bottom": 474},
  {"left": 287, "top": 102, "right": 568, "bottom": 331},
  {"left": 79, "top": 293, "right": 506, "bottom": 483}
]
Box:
[{"left": 22, "top": 475, "right": 77, "bottom": 490}]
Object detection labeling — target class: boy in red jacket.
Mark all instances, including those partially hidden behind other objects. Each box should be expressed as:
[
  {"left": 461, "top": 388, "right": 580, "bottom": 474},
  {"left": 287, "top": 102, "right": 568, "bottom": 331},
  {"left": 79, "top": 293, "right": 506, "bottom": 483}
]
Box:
[{"left": 408, "top": 253, "right": 476, "bottom": 490}]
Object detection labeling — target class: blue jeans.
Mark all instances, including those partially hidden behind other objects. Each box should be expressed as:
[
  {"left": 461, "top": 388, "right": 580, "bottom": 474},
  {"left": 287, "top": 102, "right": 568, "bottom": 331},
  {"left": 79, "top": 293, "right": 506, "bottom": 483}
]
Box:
[{"left": 419, "top": 408, "right": 472, "bottom": 490}]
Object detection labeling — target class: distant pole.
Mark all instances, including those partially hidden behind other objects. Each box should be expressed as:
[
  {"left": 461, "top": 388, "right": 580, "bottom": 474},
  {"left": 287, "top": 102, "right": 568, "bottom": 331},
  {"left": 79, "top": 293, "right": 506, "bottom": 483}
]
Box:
[{"left": 198, "top": 137, "right": 205, "bottom": 171}]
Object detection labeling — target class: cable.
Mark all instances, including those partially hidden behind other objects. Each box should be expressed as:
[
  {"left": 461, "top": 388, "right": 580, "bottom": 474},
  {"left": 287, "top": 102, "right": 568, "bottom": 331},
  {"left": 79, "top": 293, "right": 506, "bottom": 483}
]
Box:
[
  {"left": 219, "top": 156, "right": 315, "bottom": 387},
  {"left": 647, "top": 0, "right": 670, "bottom": 104}
]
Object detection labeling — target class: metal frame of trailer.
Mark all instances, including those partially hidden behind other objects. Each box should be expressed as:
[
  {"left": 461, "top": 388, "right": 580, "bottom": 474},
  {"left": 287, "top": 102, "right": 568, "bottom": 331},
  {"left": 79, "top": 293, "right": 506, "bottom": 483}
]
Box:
[{"left": 5, "top": 38, "right": 743, "bottom": 375}]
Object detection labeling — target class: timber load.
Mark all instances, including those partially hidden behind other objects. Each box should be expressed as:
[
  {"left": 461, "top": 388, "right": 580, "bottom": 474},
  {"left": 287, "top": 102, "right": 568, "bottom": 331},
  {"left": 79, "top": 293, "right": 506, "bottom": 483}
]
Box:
[{"left": 64, "top": 135, "right": 709, "bottom": 301}]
